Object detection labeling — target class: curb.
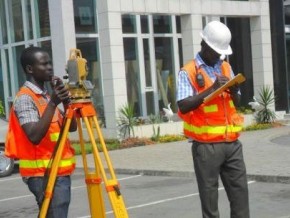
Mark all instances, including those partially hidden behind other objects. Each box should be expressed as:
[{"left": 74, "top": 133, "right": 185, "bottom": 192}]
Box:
[
  {"left": 114, "top": 169, "right": 195, "bottom": 178},
  {"left": 75, "top": 167, "right": 290, "bottom": 184},
  {"left": 247, "top": 174, "right": 290, "bottom": 184}
]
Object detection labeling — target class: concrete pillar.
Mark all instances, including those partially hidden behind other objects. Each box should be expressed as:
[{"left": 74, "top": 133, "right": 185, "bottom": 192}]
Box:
[
  {"left": 250, "top": 1, "right": 274, "bottom": 99},
  {"left": 181, "top": 14, "right": 203, "bottom": 64},
  {"left": 98, "top": 0, "right": 128, "bottom": 135},
  {"left": 48, "top": 0, "right": 76, "bottom": 78}
]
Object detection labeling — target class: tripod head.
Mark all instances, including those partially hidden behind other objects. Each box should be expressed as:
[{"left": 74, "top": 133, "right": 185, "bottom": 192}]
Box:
[{"left": 64, "top": 49, "right": 94, "bottom": 102}]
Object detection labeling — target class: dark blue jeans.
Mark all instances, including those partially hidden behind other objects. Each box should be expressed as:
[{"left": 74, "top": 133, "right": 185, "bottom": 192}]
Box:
[{"left": 25, "top": 176, "right": 71, "bottom": 218}]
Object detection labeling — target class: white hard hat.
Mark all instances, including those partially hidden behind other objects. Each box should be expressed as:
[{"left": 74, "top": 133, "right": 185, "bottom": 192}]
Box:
[{"left": 200, "top": 21, "right": 232, "bottom": 55}]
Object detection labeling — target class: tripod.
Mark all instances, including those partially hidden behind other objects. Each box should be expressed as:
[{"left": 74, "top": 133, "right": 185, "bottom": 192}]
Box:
[{"left": 39, "top": 100, "right": 129, "bottom": 218}]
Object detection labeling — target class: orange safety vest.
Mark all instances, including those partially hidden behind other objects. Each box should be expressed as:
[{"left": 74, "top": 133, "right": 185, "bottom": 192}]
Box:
[
  {"left": 5, "top": 87, "right": 75, "bottom": 177},
  {"left": 178, "top": 60, "right": 244, "bottom": 143}
]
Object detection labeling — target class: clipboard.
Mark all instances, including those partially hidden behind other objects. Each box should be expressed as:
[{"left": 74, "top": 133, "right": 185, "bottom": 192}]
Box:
[{"left": 203, "top": 73, "right": 246, "bottom": 104}]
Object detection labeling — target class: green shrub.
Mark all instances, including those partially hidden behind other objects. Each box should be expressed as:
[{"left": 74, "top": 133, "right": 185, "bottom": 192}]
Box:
[
  {"left": 117, "top": 103, "right": 138, "bottom": 139},
  {"left": 254, "top": 86, "right": 276, "bottom": 124},
  {"left": 243, "top": 123, "right": 272, "bottom": 131},
  {"left": 156, "top": 134, "right": 186, "bottom": 143},
  {"left": 0, "top": 100, "right": 5, "bottom": 117},
  {"left": 243, "top": 122, "right": 283, "bottom": 131}
]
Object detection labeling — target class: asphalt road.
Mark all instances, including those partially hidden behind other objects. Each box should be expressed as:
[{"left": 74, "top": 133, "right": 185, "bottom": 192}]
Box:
[{"left": 1, "top": 170, "right": 290, "bottom": 218}]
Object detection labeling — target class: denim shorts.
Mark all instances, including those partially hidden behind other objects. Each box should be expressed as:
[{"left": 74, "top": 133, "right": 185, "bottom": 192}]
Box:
[{"left": 24, "top": 176, "right": 71, "bottom": 218}]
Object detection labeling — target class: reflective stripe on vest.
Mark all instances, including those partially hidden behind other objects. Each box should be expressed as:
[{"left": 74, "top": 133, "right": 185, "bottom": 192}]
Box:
[
  {"left": 183, "top": 122, "right": 243, "bottom": 135},
  {"left": 203, "top": 104, "right": 218, "bottom": 113},
  {"left": 50, "top": 132, "right": 60, "bottom": 142},
  {"left": 19, "top": 157, "right": 76, "bottom": 169}
]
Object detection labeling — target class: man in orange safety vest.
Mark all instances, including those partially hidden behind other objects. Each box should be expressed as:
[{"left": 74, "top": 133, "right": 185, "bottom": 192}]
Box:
[
  {"left": 5, "top": 46, "right": 77, "bottom": 218},
  {"left": 177, "top": 21, "right": 249, "bottom": 218}
]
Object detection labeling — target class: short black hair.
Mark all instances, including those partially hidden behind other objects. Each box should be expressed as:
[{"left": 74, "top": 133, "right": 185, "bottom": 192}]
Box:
[{"left": 20, "top": 46, "right": 48, "bottom": 73}]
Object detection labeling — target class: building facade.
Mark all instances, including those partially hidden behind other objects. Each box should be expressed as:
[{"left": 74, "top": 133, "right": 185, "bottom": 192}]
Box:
[{"left": 0, "top": 0, "right": 282, "bottom": 136}]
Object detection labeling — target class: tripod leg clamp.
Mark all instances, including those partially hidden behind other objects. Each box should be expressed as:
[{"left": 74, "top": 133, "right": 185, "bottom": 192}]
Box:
[
  {"left": 85, "top": 177, "right": 102, "bottom": 184},
  {"left": 106, "top": 183, "right": 121, "bottom": 196},
  {"left": 45, "top": 191, "right": 53, "bottom": 199}
]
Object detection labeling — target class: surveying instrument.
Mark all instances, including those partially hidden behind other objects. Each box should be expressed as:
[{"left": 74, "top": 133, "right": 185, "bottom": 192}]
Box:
[{"left": 39, "top": 49, "right": 129, "bottom": 218}]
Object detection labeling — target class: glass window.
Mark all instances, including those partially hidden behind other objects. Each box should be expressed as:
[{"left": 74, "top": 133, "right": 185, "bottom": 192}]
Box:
[
  {"left": 286, "top": 34, "right": 290, "bottom": 109},
  {"left": 143, "top": 38, "right": 152, "bottom": 87},
  {"left": 0, "top": 53, "right": 5, "bottom": 113},
  {"left": 227, "top": 17, "right": 254, "bottom": 108},
  {"left": 25, "top": 0, "right": 33, "bottom": 40},
  {"left": 0, "top": 1, "right": 8, "bottom": 44},
  {"left": 73, "top": 0, "right": 97, "bottom": 34},
  {"left": 176, "top": 16, "right": 181, "bottom": 33},
  {"left": 36, "top": 0, "right": 50, "bottom": 37},
  {"left": 153, "top": 15, "right": 172, "bottom": 33},
  {"left": 146, "top": 92, "right": 154, "bottom": 115},
  {"left": 76, "top": 38, "right": 104, "bottom": 122},
  {"left": 12, "top": 45, "right": 26, "bottom": 89},
  {"left": 39, "top": 41, "right": 52, "bottom": 58},
  {"left": 155, "top": 37, "right": 176, "bottom": 112},
  {"left": 5, "top": 50, "right": 12, "bottom": 97},
  {"left": 178, "top": 38, "right": 183, "bottom": 68},
  {"left": 123, "top": 37, "right": 141, "bottom": 115},
  {"left": 10, "top": 0, "right": 24, "bottom": 42},
  {"left": 141, "top": 15, "right": 149, "bottom": 33},
  {"left": 285, "top": 4, "right": 290, "bottom": 25},
  {"left": 122, "top": 15, "right": 137, "bottom": 33}
]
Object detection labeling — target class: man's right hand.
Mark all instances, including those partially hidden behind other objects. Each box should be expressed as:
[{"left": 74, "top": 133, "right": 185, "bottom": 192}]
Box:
[{"left": 50, "top": 77, "right": 70, "bottom": 106}]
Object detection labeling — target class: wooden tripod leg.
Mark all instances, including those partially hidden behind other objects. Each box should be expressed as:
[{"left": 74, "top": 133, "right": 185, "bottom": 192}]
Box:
[
  {"left": 85, "top": 114, "right": 129, "bottom": 218},
  {"left": 39, "top": 117, "right": 72, "bottom": 218},
  {"left": 76, "top": 117, "right": 106, "bottom": 218}
]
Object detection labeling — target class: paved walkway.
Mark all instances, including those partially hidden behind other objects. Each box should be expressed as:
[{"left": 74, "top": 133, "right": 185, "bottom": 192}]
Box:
[{"left": 76, "top": 125, "right": 290, "bottom": 183}]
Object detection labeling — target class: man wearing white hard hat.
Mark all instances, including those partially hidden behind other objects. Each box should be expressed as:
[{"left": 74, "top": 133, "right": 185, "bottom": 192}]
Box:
[{"left": 177, "top": 21, "right": 249, "bottom": 217}]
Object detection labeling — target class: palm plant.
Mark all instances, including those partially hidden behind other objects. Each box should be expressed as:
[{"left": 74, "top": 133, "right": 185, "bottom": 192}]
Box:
[
  {"left": 148, "top": 113, "right": 162, "bottom": 141},
  {"left": 255, "top": 86, "right": 276, "bottom": 124},
  {"left": 117, "top": 103, "right": 138, "bottom": 139}
]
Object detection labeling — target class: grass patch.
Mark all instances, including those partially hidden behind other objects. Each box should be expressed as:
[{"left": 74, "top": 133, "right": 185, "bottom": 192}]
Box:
[
  {"left": 71, "top": 134, "right": 186, "bottom": 155},
  {"left": 154, "top": 134, "right": 186, "bottom": 143},
  {"left": 71, "top": 139, "right": 120, "bottom": 155},
  {"left": 243, "top": 122, "right": 284, "bottom": 131}
]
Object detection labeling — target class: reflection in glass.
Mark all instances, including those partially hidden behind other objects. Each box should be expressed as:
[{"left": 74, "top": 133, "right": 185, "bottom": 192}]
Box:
[
  {"left": 286, "top": 34, "right": 290, "bottom": 109},
  {"left": 153, "top": 15, "right": 172, "bottom": 33},
  {"left": 176, "top": 16, "right": 181, "bottom": 33},
  {"left": 73, "top": 0, "right": 97, "bottom": 34},
  {"left": 0, "top": 53, "right": 5, "bottom": 112},
  {"left": 13, "top": 45, "right": 26, "bottom": 89},
  {"left": 143, "top": 39, "right": 152, "bottom": 87},
  {"left": 25, "top": 0, "right": 33, "bottom": 40},
  {"left": 39, "top": 41, "right": 52, "bottom": 61},
  {"left": 10, "top": 0, "right": 24, "bottom": 42},
  {"left": 154, "top": 37, "right": 176, "bottom": 112},
  {"left": 123, "top": 38, "right": 141, "bottom": 116},
  {"left": 5, "top": 50, "right": 12, "bottom": 97},
  {"left": 76, "top": 38, "right": 104, "bottom": 124},
  {"left": 122, "top": 15, "right": 137, "bottom": 33},
  {"left": 0, "top": 1, "right": 8, "bottom": 44},
  {"left": 146, "top": 92, "right": 154, "bottom": 115},
  {"left": 141, "top": 15, "right": 149, "bottom": 33},
  {"left": 36, "top": 0, "right": 50, "bottom": 37},
  {"left": 178, "top": 38, "right": 183, "bottom": 68}
]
